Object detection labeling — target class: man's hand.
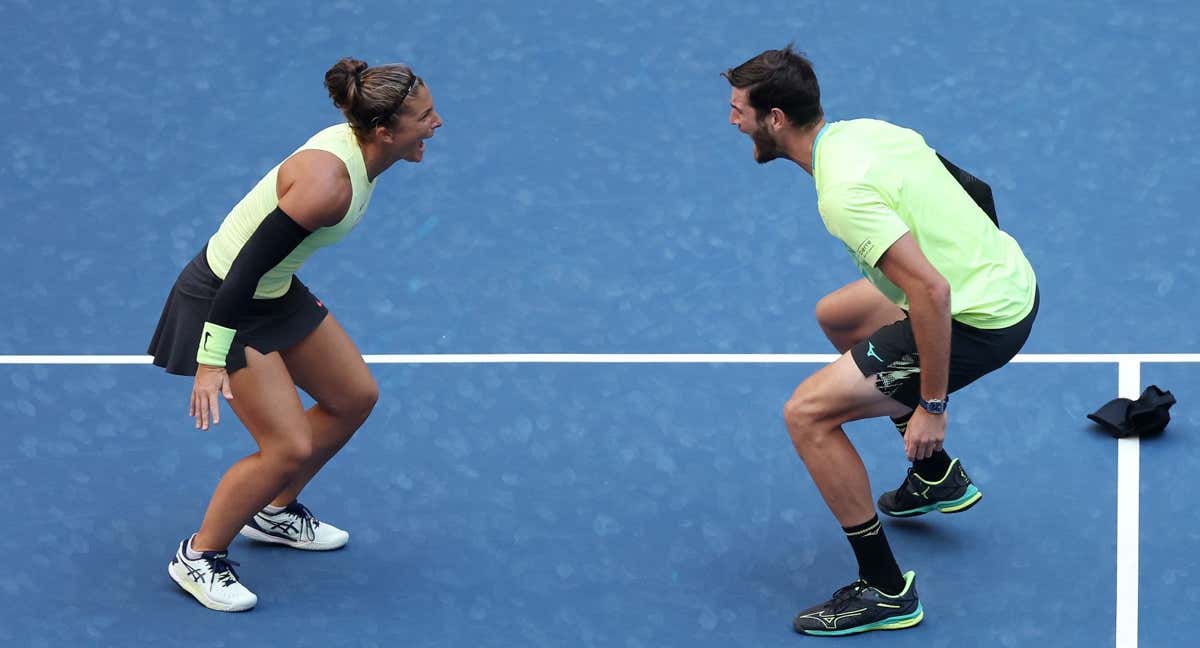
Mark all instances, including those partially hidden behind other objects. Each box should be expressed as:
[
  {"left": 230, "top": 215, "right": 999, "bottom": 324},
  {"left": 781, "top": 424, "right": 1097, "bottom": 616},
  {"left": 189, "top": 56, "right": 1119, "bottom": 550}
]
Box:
[{"left": 904, "top": 407, "right": 946, "bottom": 461}]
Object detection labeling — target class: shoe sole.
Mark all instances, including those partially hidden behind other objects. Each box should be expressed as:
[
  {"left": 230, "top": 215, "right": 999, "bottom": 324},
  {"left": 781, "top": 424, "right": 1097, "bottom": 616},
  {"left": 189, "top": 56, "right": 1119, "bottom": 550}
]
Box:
[
  {"left": 879, "top": 485, "right": 982, "bottom": 518},
  {"left": 238, "top": 524, "right": 349, "bottom": 551},
  {"left": 796, "top": 604, "right": 924, "bottom": 636},
  {"left": 167, "top": 561, "right": 256, "bottom": 612}
]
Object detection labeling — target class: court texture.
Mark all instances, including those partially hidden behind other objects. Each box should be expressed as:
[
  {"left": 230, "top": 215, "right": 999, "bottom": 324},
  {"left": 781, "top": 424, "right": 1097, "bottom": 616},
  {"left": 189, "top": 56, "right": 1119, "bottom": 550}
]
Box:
[{"left": 2, "top": 1, "right": 1198, "bottom": 646}]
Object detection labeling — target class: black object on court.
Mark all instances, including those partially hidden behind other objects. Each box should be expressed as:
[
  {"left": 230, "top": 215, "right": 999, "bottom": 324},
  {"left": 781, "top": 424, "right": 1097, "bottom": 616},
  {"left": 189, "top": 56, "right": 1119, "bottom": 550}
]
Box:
[{"left": 1088, "top": 385, "right": 1176, "bottom": 438}]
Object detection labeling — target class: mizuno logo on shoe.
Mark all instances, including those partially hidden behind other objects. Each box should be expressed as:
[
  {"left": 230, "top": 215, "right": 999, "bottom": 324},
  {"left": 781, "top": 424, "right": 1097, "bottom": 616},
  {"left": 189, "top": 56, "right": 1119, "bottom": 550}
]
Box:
[
  {"left": 793, "top": 571, "right": 922, "bottom": 636},
  {"left": 800, "top": 608, "right": 867, "bottom": 629}
]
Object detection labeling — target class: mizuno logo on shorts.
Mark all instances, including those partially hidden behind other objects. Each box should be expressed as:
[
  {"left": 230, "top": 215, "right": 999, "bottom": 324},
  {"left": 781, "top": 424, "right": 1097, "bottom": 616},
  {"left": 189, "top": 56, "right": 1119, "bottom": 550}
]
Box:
[{"left": 867, "top": 342, "right": 884, "bottom": 363}]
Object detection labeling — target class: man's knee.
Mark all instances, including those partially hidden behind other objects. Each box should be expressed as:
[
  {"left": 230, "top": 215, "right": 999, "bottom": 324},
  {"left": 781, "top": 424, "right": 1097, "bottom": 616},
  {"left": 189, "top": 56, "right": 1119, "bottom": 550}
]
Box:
[
  {"left": 815, "top": 293, "right": 867, "bottom": 353},
  {"left": 815, "top": 292, "right": 851, "bottom": 334},
  {"left": 783, "top": 388, "right": 837, "bottom": 447}
]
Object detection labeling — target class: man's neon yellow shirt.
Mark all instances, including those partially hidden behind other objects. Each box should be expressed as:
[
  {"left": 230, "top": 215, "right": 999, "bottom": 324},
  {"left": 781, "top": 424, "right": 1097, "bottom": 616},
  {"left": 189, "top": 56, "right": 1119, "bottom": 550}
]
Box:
[{"left": 813, "top": 119, "right": 1036, "bottom": 328}]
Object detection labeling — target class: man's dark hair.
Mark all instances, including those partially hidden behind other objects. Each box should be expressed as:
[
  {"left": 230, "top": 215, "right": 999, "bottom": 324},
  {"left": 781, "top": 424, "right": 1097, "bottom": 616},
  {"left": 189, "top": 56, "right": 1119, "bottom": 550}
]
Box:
[{"left": 722, "top": 44, "right": 823, "bottom": 129}]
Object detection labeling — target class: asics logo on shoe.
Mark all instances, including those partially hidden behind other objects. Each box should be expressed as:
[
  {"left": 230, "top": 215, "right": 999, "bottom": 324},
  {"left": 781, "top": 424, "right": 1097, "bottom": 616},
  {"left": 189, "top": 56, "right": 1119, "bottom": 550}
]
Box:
[
  {"left": 184, "top": 563, "right": 207, "bottom": 583},
  {"left": 178, "top": 550, "right": 241, "bottom": 587},
  {"left": 170, "top": 538, "right": 257, "bottom": 612},
  {"left": 251, "top": 503, "right": 320, "bottom": 542},
  {"left": 173, "top": 555, "right": 207, "bottom": 584},
  {"left": 254, "top": 515, "right": 301, "bottom": 537}
]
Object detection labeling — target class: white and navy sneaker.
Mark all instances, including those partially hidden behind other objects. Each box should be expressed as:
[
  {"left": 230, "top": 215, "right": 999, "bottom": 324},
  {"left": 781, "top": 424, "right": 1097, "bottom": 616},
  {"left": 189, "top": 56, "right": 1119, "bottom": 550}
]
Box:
[
  {"left": 239, "top": 501, "right": 349, "bottom": 551},
  {"left": 168, "top": 536, "right": 257, "bottom": 612}
]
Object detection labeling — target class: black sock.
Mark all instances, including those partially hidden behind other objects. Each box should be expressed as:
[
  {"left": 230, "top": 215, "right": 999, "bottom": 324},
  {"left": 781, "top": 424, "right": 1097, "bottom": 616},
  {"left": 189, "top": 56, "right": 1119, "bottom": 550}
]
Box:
[
  {"left": 892, "top": 413, "right": 953, "bottom": 482},
  {"left": 913, "top": 450, "right": 953, "bottom": 482},
  {"left": 843, "top": 515, "right": 905, "bottom": 595}
]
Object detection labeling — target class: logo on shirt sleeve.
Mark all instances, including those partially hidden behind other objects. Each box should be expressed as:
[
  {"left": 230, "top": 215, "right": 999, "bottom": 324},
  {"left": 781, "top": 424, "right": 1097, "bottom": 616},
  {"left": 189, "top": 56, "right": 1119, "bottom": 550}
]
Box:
[{"left": 856, "top": 239, "right": 876, "bottom": 261}]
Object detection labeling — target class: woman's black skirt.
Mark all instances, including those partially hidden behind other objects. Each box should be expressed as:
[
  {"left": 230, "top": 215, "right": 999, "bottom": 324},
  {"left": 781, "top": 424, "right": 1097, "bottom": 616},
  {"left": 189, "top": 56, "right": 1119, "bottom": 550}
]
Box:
[{"left": 148, "top": 248, "right": 329, "bottom": 375}]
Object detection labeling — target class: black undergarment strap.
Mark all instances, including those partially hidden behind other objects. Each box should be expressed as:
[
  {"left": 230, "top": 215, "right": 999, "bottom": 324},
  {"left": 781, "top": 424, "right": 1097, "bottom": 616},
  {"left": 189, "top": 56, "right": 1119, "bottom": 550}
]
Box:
[
  {"left": 205, "top": 207, "right": 312, "bottom": 328},
  {"left": 937, "top": 153, "right": 998, "bottom": 228}
]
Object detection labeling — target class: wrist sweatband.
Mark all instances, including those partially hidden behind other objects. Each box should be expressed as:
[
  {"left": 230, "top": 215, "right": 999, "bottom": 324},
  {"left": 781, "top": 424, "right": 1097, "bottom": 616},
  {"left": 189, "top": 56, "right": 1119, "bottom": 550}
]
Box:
[{"left": 196, "top": 321, "right": 237, "bottom": 367}]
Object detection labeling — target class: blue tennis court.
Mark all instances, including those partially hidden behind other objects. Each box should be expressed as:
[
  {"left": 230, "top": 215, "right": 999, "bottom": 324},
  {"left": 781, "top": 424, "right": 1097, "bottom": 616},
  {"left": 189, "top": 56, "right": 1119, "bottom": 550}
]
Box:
[{"left": 3, "top": 1, "right": 1198, "bottom": 646}]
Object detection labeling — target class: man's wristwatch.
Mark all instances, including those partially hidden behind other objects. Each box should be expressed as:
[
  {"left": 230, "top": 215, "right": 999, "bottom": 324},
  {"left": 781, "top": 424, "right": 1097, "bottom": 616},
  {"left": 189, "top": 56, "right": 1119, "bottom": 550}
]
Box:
[{"left": 918, "top": 396, "right": 949, "bottom": 415}]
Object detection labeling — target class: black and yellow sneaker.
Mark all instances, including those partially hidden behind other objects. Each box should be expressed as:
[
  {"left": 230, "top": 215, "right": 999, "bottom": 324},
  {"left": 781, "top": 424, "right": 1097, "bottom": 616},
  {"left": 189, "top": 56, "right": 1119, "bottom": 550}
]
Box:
[
  {"left": 877, "top": 458, "right": 982, "bottom": 518},
  {"left": 792, "top": 570, "right": 924, "bottom": 636}
]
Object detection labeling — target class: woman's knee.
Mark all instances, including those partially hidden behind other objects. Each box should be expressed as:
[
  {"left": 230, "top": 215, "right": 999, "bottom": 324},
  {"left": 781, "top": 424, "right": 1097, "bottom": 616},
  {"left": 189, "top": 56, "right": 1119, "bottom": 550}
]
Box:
[
  {"left": 321, "top": 377, "right": 379, "bottom": 424},
  {"left": 264, "top": 434, "right": 315, "bottom": 474}
]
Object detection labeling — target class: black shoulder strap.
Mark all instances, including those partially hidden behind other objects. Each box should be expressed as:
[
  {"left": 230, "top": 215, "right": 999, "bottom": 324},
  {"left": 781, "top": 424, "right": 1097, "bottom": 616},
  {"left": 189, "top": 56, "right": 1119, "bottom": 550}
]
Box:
[{"left": 937, "top": 153, "right": 999, "bottom": 228}]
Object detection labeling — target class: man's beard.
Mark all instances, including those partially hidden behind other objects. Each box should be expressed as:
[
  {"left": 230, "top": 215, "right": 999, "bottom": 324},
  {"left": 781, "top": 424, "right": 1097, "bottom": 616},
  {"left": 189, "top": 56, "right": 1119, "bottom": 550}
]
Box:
[{"left": 752, "top": 128, "right": 783, "bottom": 164}]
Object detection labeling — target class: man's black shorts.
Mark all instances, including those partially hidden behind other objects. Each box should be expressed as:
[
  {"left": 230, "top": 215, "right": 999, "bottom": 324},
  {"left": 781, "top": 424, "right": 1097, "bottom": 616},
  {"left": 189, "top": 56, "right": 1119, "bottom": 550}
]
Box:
[{"left": 850, "top": 288, "right": 1039, "bottom": 409}]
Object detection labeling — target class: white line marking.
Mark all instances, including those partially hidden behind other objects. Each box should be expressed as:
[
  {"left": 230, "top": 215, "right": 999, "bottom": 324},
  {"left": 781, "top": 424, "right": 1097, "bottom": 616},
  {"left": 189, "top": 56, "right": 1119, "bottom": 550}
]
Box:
[
  {"left": 363, "top": 353, "right": 843, "bottom": 364},
  {"left": 1, "top": 352, "right": 1200, "bottom": 365},
  {"left": 1116, "top": 360, "right": 1140, "bottom": 648},
  {"left": 0, "top": 355, "right": 156, "bottom": 364}
]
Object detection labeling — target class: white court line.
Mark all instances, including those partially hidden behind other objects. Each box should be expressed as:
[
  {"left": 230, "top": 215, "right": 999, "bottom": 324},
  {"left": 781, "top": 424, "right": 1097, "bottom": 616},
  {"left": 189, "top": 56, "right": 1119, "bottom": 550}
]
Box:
[
  {"left": 1, "top": 352, "right": 1199, "bottom": 364},
  {"left": 0, "top": 355, "right": 157, "bottom": 365},
  {"left": 1116, "top": 361, "right": 1141, "bottom": 648}
]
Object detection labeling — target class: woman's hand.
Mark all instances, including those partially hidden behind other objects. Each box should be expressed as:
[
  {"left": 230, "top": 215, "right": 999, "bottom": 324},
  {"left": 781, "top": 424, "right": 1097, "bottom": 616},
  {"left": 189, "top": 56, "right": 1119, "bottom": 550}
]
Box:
[{"left": 190, "top": 364, "right": 234, "bottom": 430}]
